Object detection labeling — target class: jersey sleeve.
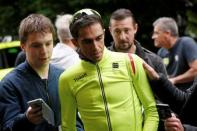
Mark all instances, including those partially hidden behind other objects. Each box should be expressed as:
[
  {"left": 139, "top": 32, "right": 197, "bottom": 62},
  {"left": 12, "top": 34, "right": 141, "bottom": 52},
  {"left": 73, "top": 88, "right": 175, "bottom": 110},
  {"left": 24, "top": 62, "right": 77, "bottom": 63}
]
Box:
[
  {"left": 128, "top": 53, "right": 159, "bottom": 131},
  {"left": 59, "top": 71, "right": 77, "bottom": 131}
]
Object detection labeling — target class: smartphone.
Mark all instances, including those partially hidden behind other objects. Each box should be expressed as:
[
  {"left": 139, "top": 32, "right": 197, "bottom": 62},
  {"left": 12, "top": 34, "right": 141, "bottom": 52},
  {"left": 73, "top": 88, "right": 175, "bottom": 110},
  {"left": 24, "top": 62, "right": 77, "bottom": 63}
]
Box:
[
  {"left": 156, "top": 103, "right": 172, "bottom": 120},
  {"left": 27, "top": 98, "right": 43, "bottom": 108},
  {"left": 27, "top": 98, "right": 55, "bottom": 125}
]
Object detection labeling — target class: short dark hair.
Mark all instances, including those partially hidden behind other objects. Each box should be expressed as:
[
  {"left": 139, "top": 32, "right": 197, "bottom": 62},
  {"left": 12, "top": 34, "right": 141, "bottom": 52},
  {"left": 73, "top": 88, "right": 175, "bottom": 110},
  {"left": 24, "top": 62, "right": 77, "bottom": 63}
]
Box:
[
  {"left": 19, "top": 14, "right": 55, "bottom": 44},
  {"left": 110, "top": 8, "right": 136, "bottom": 25},
  {"left": 70, "top": 9, "right": 104, "bottom": 39}
]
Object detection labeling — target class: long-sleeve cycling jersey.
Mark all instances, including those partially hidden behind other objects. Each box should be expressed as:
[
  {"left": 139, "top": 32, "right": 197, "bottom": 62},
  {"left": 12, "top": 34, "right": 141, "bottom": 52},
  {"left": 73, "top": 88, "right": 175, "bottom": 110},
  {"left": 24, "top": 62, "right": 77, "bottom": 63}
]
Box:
[{"left": 59, "top": 48, "right": 158, "bottom": 131}]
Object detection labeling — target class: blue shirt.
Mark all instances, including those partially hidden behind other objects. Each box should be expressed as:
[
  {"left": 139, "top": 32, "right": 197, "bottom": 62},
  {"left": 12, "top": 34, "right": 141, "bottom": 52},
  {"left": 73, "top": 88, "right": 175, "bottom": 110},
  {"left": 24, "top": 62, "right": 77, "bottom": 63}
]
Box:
[
  {"left": 0, "top": 61, "right": 63, "bottom": 131},
  {"left": 158, "top": 36, "right": 197, "bottom": 90}
]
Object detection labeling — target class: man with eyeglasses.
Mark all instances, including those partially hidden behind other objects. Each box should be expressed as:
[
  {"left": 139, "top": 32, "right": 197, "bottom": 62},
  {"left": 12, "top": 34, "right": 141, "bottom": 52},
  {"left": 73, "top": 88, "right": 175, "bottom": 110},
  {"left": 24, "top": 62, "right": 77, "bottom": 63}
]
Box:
[
  {"left": 152, "top": 17, "right": 197, "bottom": 91},
  {"left": 58, "top": 8, "right": 159, "bottom": 131}
]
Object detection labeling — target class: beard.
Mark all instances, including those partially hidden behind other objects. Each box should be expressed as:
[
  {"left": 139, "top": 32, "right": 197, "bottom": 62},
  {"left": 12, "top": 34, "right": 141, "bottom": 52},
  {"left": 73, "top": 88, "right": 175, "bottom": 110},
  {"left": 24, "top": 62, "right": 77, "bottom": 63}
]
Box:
[{"left": 116, "top": 41, "right": 133, "bottom": 52}]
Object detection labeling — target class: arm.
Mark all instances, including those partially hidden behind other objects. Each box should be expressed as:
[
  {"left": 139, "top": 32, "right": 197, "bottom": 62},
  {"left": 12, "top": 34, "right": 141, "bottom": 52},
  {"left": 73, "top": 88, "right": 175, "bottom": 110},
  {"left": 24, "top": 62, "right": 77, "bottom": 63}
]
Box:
[
  {"left": 59, "top": 73, "right": 77, "bottom": 131},
  {"left": 143, "top": 62, "right": 190, "bottom": 113},
  {"left": 170, "top": 60, "right": 197, "bottom": 84},
  {"left": 131, "top": 54, "right": 159, "bottom": 131},
  {"left": 0, "top": 81, "right": 35, "bottom": 131}
]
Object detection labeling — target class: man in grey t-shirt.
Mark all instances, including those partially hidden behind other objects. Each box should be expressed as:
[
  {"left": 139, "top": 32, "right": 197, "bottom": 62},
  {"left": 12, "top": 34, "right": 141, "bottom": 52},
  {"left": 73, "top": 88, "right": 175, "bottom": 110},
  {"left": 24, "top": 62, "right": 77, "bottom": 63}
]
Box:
[{"left": 152, "top": 17, "right": 197, "bottom": 91}]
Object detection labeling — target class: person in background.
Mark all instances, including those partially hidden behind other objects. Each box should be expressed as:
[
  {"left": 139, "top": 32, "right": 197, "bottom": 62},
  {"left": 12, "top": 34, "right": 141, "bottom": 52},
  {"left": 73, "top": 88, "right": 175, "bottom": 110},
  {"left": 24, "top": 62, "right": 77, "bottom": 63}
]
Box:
[
  {"left": 51, "top": 14, "right": 80, "bottom": 69},
  {"left": 108, "top": 8, "right": 167, "bottom": 77},
  {"left": 0, "top": 14, "right": 83, "bottom": 131},
  {"left": 59, "top": 8, "right": 158, "bottom": 131},
  {"left": 152, "top": 17, "right": 197, "bottom": 91},
  {"left": 143, "top": 61, "right": 197, "bottom": 131},
  {"left": 108, "top": 8, "right": 167, "bottom": 130},
  {"left": 14, "top": 50, "right": 26, "bottom": 66}
]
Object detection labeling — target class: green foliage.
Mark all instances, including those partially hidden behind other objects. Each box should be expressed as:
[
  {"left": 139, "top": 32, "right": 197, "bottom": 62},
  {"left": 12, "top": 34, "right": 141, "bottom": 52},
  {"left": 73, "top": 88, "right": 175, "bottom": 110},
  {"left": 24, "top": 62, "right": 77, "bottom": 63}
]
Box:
[
  {"left": 0, "top": 0, "right": 196, "bottom": 51},
  {"left": 185, "top": 10, "right": 197, "bottom": 38},
  {"left": 0, "top": 5, "right": 18, "bottom": 35}
]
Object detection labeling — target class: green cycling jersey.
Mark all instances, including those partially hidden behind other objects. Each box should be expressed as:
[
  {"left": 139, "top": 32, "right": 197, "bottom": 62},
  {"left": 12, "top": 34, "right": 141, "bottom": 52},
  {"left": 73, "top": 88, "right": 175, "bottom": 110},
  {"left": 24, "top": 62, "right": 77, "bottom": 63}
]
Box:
[{"left": 59, "top": 48, "right": 159, "bottom": 131}]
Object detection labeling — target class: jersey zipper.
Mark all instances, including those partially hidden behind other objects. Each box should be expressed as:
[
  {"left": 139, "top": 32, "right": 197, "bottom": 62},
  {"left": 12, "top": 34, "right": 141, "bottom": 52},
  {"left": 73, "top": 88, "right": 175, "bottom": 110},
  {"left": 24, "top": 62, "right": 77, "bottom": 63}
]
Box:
[{"left": 96, "top": 64, "right": 112, "bottom": 131}]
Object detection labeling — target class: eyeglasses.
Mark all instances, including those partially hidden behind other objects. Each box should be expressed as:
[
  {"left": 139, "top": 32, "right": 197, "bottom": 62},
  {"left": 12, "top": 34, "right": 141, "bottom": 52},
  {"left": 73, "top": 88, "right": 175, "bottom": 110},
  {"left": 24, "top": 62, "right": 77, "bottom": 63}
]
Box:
[{"left": 71, "top": 8, "right": 101, "bottom": 25}]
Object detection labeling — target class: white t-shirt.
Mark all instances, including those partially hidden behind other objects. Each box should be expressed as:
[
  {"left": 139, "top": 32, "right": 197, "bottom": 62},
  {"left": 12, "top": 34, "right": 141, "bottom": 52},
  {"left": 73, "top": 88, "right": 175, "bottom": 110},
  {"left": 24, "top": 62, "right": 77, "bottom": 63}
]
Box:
[{"left": 51, "top": 43, "right": 80, "bottom": 69}]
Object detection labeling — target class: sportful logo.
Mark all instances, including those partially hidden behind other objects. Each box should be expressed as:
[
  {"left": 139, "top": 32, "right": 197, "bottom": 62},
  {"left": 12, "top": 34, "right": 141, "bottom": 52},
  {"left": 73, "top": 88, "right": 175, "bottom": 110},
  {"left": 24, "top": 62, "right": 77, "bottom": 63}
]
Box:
[
  {"left": 73, "top": 63, "right": 119, "bottom": 82},
  {"left": 112, "top": 62, "right": 119, "bottom": 68},
  {"left": 74, "top": 73, "right": 87, "bottom": 82}
]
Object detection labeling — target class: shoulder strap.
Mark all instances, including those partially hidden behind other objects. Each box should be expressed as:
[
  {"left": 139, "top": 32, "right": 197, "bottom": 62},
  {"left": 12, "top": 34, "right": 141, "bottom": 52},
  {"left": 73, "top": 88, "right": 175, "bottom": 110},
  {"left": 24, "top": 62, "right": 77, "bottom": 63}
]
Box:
[{"left": 128, "top": 53, "right": 135, "bottom": 74}]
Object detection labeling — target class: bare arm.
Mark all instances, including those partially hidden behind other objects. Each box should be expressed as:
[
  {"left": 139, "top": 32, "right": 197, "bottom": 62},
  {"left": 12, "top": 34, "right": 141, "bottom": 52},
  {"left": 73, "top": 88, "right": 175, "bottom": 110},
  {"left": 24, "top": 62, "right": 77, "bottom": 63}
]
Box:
[{"left": 169, "top": 60, "right": 197, "bottom": 84}]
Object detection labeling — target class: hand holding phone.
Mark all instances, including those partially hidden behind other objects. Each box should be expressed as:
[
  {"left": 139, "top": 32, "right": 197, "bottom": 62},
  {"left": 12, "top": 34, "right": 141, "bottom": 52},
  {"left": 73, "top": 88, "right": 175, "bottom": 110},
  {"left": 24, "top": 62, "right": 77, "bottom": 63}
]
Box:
[
  {"left": 26, "top": 98, "right": 44, "bottom": 124},
  {"left": 27, "top": 98, "right": 55, "bottom": 125}
]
